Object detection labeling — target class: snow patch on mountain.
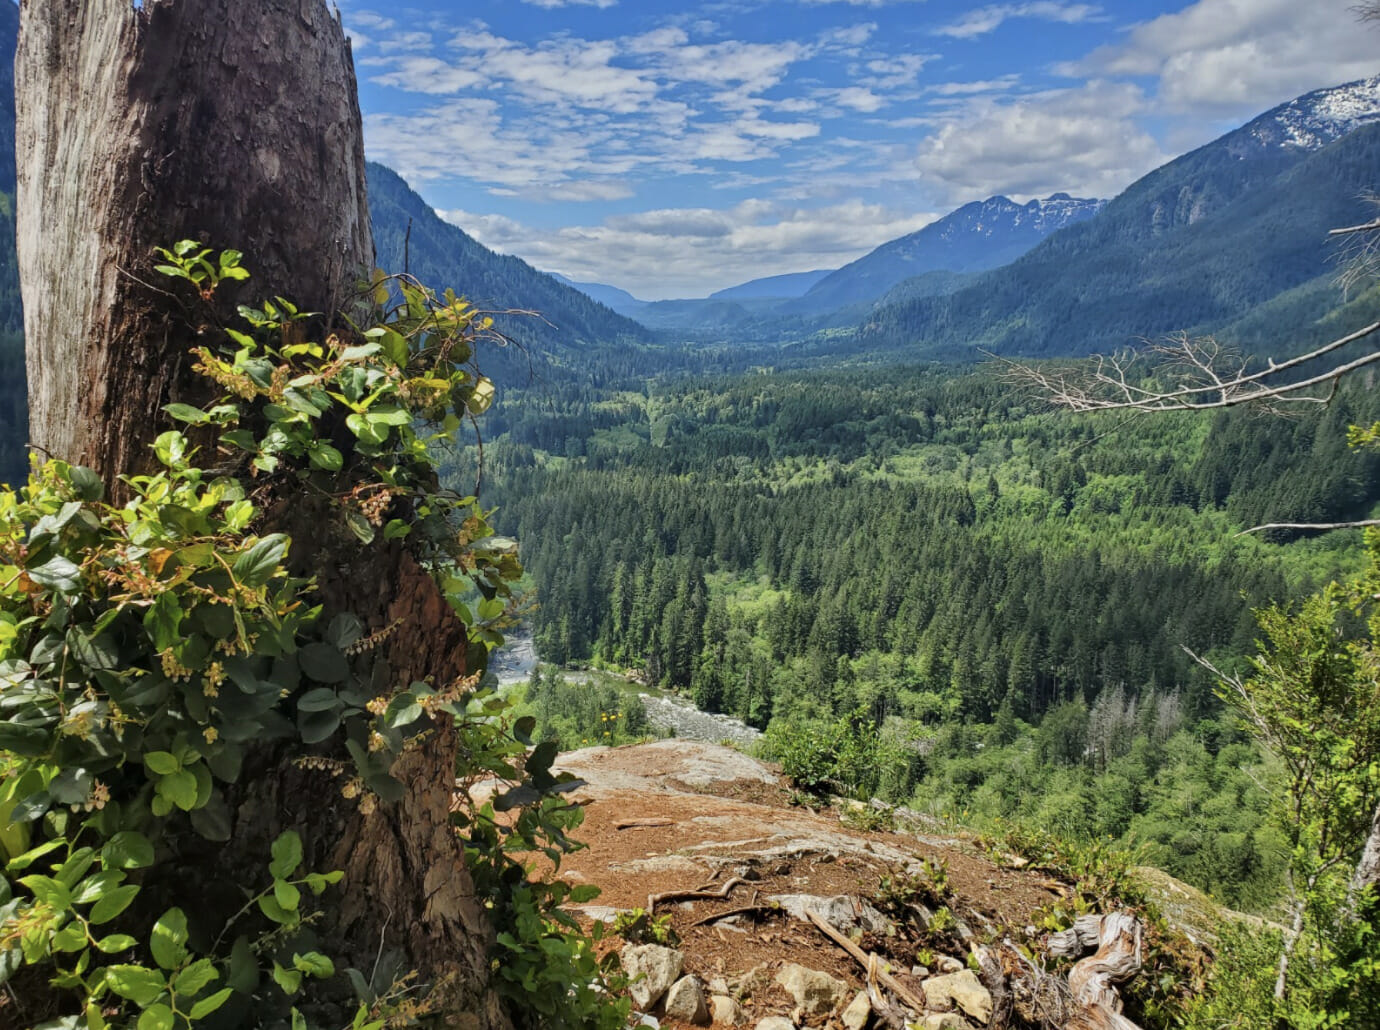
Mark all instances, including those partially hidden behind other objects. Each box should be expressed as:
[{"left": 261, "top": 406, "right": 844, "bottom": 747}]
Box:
[{"left": 1248, "top": 75, "right": 1380, "bottom": 151}]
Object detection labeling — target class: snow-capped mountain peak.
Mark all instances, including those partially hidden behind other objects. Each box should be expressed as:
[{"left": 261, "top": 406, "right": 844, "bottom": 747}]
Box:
[{"left": 1247, "top": 75, "right": 1380, "bottom": 151}]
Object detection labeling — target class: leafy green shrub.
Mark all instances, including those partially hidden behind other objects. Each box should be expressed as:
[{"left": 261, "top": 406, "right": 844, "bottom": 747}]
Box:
[{"left": 0, "top": 245, "right": 613, "bottom": 1029}]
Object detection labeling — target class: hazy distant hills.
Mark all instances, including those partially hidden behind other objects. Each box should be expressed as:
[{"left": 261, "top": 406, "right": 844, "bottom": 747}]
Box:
[
  {"left": 550, "top": 195, "right": 1100, "bottom": 334},
  {"left": 710, "top": 269, "right": 832, "bottom": 301},
  {"left": 798, "top": 194, "right": 1104, "bottom": 316},
  {"left": 861, "top": 76, "right": 1380, "bottom": 359},
  {"left": 368, "top": 164, "right": 653, "bottom": 357}
]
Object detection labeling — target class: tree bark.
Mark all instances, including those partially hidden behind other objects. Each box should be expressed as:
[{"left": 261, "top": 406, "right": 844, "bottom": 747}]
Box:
[
  {"left": 14, "top": 2, "right": 509, "bottom": 1025},
  {"left": 17, "top": 0, "right": 371, "bottom": 485},
  {"left": 1351, "top": 800, "right": 1380, "bottom": 904}
]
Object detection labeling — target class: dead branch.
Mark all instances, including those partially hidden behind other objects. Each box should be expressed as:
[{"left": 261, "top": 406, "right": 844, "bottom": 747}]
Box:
[
  {"left": 1237, "top": 519, "right": 1380, "bottom": 536},
  {"left": 1065, "top": 913, "right": 1145, "bottom": 1030},
  {"left": 614, "top": 818, "right": 675, "bottom": 830},
  {"left": 648, "top": 876, "right": 747, "bottom": 910},
  {"left": 803, "top": 907, "right": 929, "bottom": 1015},
  {"left": 995, "top": 320, "right": 1380, "bottom": 413},
  {"left": 687, "top": 900, "right": 775, "bottom": 928}
]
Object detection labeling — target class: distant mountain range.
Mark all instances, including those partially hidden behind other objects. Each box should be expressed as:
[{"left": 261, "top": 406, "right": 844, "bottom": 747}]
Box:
[
  {"left": 859, "top": 75, "right": 1380, "bottom": 359},
  {"left": 796, "top": 193, "right": 1103, "bottom": 316},
  {"left": 710, "top": 269, "right": 832, "bottom": 301}
]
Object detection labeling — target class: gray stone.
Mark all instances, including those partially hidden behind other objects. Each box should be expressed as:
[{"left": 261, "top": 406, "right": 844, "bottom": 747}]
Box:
[
  {"left": 710, "top": 994, "right": 744, "bottom": 1025},
  {"left": 754, "top": 1019, "right": 797, "bottom": 1030},
  {"left": 623, "top": 944, "right": 684, "bottom": 1010},
  {"left": 768, "top": 894, "right": 892, "bottom": 935},
  {"left": 922, "top": 970, "right": 992, "bottom": 1025},
  {"left": 664, "top": 976, "right": 710, "bottom": 1025},
  {"left": 918, "top": 1015, "right": 971, "bottom": 1030},
  {"left": 841, "top": 990, "right": 871, "bottom": 1030},
  {"left": 773, "top": 963, "right": 850, "bottom": 1018},
  {"left": 935, "top": 955, "right": 964, "bottom": 974}
]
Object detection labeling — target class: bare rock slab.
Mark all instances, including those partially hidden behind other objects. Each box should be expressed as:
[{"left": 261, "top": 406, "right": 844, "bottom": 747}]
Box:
[
  {"left": 774, "top": 963, "right": 850, "bottom": 1018},
  {"left": 664, "top": 975, "right": 711, "bottom": 1025},
  {"left": 623, "top": 944, "right": 685, "bottom": 1010},
  {"left": 922, "top": 970, "right": 993, "bottom": 1025},
  {"left": 755, "top": 1019, "right": 798, "bottom": 1030}
]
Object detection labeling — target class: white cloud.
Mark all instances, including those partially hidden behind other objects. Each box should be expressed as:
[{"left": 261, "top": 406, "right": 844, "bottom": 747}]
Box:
[
  {"left": 438, "top": 199, "right": 939, "bottom": 299},
  {"left": 913, "top": 81, "right": 1168, "bottom": 203},
  {"left": 1072, "top": 0, "right": 1380, "bottom": 116},
  {"left": 934, "top": 2, "right": 1103, "bottom": 39}
]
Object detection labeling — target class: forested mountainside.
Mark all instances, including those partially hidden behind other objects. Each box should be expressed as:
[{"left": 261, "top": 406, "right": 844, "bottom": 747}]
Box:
[
  {"left": 797, "top": 193, "right": 1103, "bottom": 315},
  {"left": 465, "top": 363, "right": 1380, "bottom": 909},
  {"left": 709, "top": 268, "right": 832, "bottom": 301},
  {"left": 860, "top": 82, "right": 1380, "bottom": 359},
  {"left": 367, "top": 162, "right": 654, "bottom": 362}
]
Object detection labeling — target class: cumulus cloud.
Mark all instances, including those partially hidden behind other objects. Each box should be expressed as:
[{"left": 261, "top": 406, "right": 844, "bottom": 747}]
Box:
[
  {"left": 1071, "top": 0, "right": 1379, "bottom": 116},
  {"left": 934, "top": 2, "right": 1103, "bottom": 39},
  {"left": 913, "top": 81, "right": 1168, "bottom": 203},
  {"left": 438, "top": 200, "right": 939, "bottom": 299}
]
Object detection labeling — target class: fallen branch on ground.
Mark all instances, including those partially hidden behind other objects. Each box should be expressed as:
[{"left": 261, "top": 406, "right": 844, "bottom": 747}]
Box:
[
  {"left": 649, "top": 876, "right": 748, "bottom": 910},
  {"left": 804, "top": 907, "right": 928, "bottom": 1015}
]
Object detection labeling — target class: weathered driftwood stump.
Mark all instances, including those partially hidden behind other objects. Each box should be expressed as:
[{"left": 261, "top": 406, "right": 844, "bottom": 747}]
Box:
[{"left": 1066, "top": 912, "right": 1145, "bottom": 1030}]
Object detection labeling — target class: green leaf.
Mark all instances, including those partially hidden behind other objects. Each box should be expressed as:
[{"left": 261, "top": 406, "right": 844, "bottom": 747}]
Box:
[
  {"left": 272, "top": 962, "right": 303, "bottom": 995},
  {"left": 298, "top": 643, "right": 349, "bottom": 684},
  {"left": 308, "top": 442, "right": 344, "bottom": 472},
  {"left": 160, "top": 770, "right": 199, "bottom": 811},
  {"left": 144, "top": 752, "right": 180, "bottom": 776},
  {"left": 296, "top": 687, "right": 341, "bottom": 713},
  {"left": 297, "top": 708, "right": 341, "bottom": 745},
  {"left": 68, "top": 466, "right": 104, "bottom": 502},
  {"left": 27, "top": 555, "right": 81, "bottom": 592},
  {"left": 137, "top": 1003, "right": 174, "bottom": 1030},
  {"left": 0, "top": 722, "right": 51, "bottom": 758},
  {"left": 105, "top": 964, "right": 167, "bottom": 1006},
  {"left": 383, "top": 519, "right": 411, "bottom": 540},
  {"left": 144, "top": 593, "right": 183, "bottom": 652},
  {"left": 269, "top": 831, "right": 304, "bottom": 880},
  {"left": 95, "top": 933, "right": 138, "bottom": 954},
  {"left": 231, "top": 534, "right": 289, "bottom": 589},
  {"left": 273, "top": 878, "right": 301, "bottom": 912},
  {"left": 227, "top": 936, "right": 259, "bottom": 993},
  {"left": 101, "top": 831, "right": 154, "bottom": 871},
  {"left": 164, "top": 403, "right": 210, "bottom": 425},
  {"left": 52, "top": 922, "right": 86, "bottom": 953},
  {"left": 19, "top": 874, "right": 71, "bottom": 911},
  {"left": 189, "top": 988, "right": 234, "bottom": 1020},
  {"left": 153, "top": 431, "right": 187, "bottom": 466},
  {"left": 344, "top": 509, "right": 376, "bottom": 544},
  {"left": 149, "top": 909, "right": 189, "bottom": 971},
  {"left": 189, "top": 795, "right": 233, "bottom": 842},
  {"left": 292, "top": 1008, "right": 309, "bottom": 1030},
  {"left": 514, "top": 715, "right": 537, "bottom": 745},
  {"left": 89, "top": 884, "right": 140, "bottom": 925},
  {"left": 173, "top": 957, "right": 218, "bottom": 996},
  {"left": 292, "top": 951, "right": 335, "bottom": 978}
]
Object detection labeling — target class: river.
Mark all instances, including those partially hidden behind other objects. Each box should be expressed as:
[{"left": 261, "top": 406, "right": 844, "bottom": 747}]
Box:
[{"left": 490, "top": 631, "right": 762, "bottom": 748}]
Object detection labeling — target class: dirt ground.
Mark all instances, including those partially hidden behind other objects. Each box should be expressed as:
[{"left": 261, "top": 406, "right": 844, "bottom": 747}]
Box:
[{"left": 541, "top": 740, "right": 1073, "bottom": 1028}]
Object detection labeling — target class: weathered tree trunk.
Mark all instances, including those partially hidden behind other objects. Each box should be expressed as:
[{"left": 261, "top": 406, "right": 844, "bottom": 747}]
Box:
[
  {"left": 17, "top": 0, "right": 371, "bottom": 485},
  {"left": 15, "top": 2, "right": 509, "bottom": 1025}
]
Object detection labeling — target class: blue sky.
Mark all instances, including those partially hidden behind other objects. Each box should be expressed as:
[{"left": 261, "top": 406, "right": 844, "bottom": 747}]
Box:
[{"left": 340, "top": 0, "right": 1379, "bottom": 298}]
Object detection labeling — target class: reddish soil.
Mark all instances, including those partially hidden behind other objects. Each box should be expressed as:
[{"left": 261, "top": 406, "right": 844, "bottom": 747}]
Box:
[{"left": 537, "top": 740, "right": 1072, "bottom": 1028}]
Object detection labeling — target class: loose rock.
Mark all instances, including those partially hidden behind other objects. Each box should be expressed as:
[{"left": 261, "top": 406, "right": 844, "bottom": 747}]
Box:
[
  {"left": 710, "top": 994, "right": 744, "bottom": 1026},
  {"left": 755, "top": 1019, "right": 797, "bottom": 1030},
  {"left": 664, "top": 976, "right": 711, "bottom": 1025},
  {"left": 923, "top": 970, "right": 993, "bottom": 1025},
  {"left": 623, "top": 944, "right": 685, "bottom": 1010},
  {"left": 841, "top": 991, "right": 872, "bottom": 1030},
  {"left": 935, "top": 956, "right": 964, "bottom": 974},
  {"left": 768, "top": 893, "right": 892, "bottom": 935},
  {"left": 918, "top": 1015, "right": 972, "bottom": 1030},
  {"left": 774, "top": 964, "right": 850, "bottom": 1018}
]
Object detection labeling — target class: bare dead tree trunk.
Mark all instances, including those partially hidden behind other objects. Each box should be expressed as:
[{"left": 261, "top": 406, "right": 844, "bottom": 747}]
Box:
[
  {"left": 1351, "top": 800, "right": 1380, "bottom": 904},
  {"left": 14, "top": 2, "right": 509, "bottom": 1025}
]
